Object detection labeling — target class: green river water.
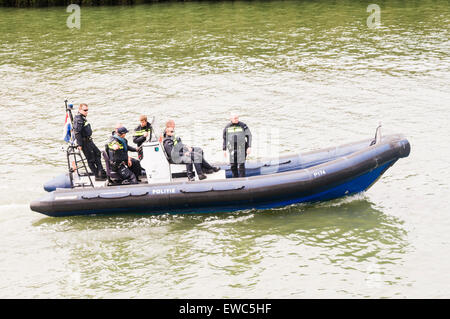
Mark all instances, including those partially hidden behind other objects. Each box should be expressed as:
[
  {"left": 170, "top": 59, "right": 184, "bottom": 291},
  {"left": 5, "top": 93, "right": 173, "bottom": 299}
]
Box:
[{"left": 0, "top": 0, "right": 449, "bottom": 298}]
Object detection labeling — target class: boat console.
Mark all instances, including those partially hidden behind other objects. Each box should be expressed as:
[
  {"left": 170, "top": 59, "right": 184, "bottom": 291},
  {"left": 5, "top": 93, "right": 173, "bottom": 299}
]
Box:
[{"left": 140, "top": 139, "right": 225, "bottom": 184}]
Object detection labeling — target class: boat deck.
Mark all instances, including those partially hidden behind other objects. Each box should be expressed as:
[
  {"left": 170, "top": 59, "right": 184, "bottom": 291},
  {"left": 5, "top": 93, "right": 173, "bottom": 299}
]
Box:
[{"left": 77, "top": 168, "right": 227, "bottom": 188}]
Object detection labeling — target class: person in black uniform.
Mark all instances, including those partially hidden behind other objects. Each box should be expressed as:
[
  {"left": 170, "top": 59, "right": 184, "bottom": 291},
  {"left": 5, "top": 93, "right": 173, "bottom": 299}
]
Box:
[
  {"left": 107, "top": 126, "right": 142, "bottom": 184},
  {"left": 133, "top": 115, "right": 153, "bottom": 160},
  {"left": 223, "top": 113, "right": 252, "bottom": 178},
  {"left": 106, "top": 122, "right": 123, "bottom": 157},
  {"left": 163, "top": 123, "right": 218, "bottom": 181},
  {"left": 73, "top": 103, "right": 106, "bottom": 181}
]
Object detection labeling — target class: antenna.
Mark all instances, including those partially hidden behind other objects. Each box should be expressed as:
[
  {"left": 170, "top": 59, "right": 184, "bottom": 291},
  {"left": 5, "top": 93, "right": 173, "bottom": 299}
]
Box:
[{"left": 375, "top": 122, "right": 382, "bottom": 144}]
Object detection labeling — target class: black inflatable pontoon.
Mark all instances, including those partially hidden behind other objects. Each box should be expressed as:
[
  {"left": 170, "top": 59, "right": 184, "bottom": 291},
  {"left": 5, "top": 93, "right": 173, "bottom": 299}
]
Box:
[{"left": 30, "top": 129, "right": 410, "bottom": 217}]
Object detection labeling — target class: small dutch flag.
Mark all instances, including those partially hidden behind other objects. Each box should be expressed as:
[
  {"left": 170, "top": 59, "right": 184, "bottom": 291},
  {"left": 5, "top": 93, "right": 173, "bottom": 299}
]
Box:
[{"left": 63, "top": 112, "right": 72, "bottom": 143}]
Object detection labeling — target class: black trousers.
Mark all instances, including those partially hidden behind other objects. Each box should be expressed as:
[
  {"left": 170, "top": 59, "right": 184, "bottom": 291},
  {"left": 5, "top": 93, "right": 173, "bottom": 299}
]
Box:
[
  {"left": 180, "top": 153, "right": 203, "bottom": 179},
  {"left": 183, "top": 161, "right": 202, "bottom": 179},
  {"left": 230, "top": 149, "right": 247, "bottom": 178},
  {"left": 192, "top": 147, "right": 215, "bottom": 172},
  {"left": 114, "top": 158, "right": 142, "bottom": 184},
  {"left": 82, "top": 139, "right": 104, "bottom": 176},
  {"left": 129, "top": 158, "right": 142, "bottom": 180},
  {"left": 178, "top": 147, "right": 212, "bottom": 178},
  {"left": 231, "top": 162, "right": 246, "bottom": 178}
]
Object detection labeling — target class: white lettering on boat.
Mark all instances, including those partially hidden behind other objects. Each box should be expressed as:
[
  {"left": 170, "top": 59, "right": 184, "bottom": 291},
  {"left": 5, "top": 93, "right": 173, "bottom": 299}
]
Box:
[
  {"left": 152, "top": 188, "right": 176, "bottom": 195},
  {"left": 313, "top": 169, "right": 326, "bottom": 177}
]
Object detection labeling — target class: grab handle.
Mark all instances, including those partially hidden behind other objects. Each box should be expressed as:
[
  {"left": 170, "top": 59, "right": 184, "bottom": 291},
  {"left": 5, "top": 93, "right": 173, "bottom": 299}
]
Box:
[
  {"left": 180, "top": 185, "right": 245, "bottom": 193},
  {"left": 263, "top": 160, "right": 291, "bottom": 167},
  {"left": 251, "top": 160, "right": 292, "bottom": 169},
  {"left": 98, "top": 191, "right": 131, "bottom": 199}
]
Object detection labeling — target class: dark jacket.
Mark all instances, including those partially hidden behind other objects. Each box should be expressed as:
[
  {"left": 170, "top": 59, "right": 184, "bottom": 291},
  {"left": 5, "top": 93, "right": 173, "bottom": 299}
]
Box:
[
  {"left": 163, "top": 134, "right": 186, "bottom": 163},
  {"left": 222, "top": 121, "right": 252, "bottom": 151},
  {"left": 73, "top": 113, "right": 93, "bottom": 147},
  {"left": 107, "top": 134, "right": 137, "bottom": 165},
  {"left": 133, "top": 123, "right": 153, "bottom": 147}
]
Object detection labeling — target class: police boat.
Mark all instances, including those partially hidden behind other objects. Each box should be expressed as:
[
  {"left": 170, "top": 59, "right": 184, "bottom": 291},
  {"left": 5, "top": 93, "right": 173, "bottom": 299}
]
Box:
[{"left": 30, "top": 117, "right": 410, "bottom": 217}]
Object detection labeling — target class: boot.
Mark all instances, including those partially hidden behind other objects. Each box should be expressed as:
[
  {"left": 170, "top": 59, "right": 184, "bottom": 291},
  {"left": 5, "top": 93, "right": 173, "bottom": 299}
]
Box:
[
  {"left": 204, "top": 166, "right": 220, "bottom": 174},
  {"left": 95, "top": 171, "right": 107, "bottom": 181}
]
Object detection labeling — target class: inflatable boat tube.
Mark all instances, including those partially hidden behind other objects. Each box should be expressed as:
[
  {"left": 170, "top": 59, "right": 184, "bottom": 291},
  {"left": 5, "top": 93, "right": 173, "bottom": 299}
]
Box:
[{"left": 30, "top": 134, "right": 410, "bottom": 217}]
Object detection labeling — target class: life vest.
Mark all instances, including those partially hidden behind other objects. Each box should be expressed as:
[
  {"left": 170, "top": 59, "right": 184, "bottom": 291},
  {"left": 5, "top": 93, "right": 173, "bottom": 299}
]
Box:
[
  {"left": 226, "top": 125, "right": 246, "bottom": 150},
  {"left": 107, "top": 135, "right": 129, "bottom": 164},
  {"left": 108, "top": 140, "right": 124, "bottom": 150},
  {"left": 134, "top": 125, "right": 152, "bottom": 137}
]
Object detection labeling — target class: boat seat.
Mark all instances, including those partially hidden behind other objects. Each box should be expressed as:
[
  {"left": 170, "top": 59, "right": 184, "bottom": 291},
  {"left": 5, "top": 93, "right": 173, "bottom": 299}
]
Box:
[
  {"left": 160, "top": 141, "right": 174, "bottom": 163},
  {"left": 101, "top": 150, "right": 122, "bottom": 185},
  {"left": 160, "top": 140, "right": 192, "bottom": 178}
]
